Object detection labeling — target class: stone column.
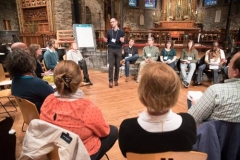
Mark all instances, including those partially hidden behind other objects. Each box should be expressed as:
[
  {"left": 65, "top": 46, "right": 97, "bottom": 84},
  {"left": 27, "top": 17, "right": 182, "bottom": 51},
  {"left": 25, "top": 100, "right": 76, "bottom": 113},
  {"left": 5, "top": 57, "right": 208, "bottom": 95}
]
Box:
[{"left": 81, "top": 0, "right": 86, "bottom": 23}]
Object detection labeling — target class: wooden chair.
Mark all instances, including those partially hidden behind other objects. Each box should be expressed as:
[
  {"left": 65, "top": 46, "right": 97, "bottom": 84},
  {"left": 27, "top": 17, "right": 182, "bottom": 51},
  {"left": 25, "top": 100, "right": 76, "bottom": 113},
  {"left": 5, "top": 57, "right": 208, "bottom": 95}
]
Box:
[
  {"left": 126, "top": 151, "right": 207, "bottom": 160},
  {"left": 48, "top": 147, "right": 59, "bottom": 160},
  {"left": 0, "top": 63, "right": 12, "bottom": 87},
  {"left": 62, "top": 54, "right": 67, "bottom": 60},
  {"left": 0, "top": 64, "right": 17, "bottom": 118},
  {"left": 42, "top": 59, "right": 48, "bottom": 71},
  {"left": 0, "top": 90, "right": 17, "bottom": 118},
  {"left": 14, "top": 96, "right": 39, "bottom": 131}
]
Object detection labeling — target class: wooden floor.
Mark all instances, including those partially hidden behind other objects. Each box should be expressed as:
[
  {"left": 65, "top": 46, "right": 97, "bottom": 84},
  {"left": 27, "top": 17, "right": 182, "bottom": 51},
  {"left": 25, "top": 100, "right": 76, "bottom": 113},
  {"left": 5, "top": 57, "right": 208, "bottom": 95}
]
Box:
[{"left": 0, "top": 69, "right": 212, "bottom": 160}]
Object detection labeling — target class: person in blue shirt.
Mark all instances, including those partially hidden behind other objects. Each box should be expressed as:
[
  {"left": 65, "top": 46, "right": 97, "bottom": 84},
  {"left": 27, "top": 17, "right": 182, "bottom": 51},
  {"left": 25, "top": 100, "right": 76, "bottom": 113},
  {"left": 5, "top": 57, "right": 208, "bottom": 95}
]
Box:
[
  {"left": 43, "top": 39, "right": 59, "bottom": 70},
  {"left": 4, "top": 49, "right": 54, "bottom": 113}
]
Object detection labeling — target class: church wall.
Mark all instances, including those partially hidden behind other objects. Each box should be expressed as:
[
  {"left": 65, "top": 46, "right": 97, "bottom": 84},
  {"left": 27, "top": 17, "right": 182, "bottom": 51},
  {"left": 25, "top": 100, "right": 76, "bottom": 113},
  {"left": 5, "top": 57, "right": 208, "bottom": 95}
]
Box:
[
  {"left": 197, "top": 0, "right": 240, "bottom": 31},
  {"left": 120, "top": 0, "right": 162, "bottom": 30},
  {"left": 0, "top": 0, "right": 239, "bottom": 36},
  {"left": 0, "top": 0, "right": 19, "bottom": 31},
  {"left": 85, "top": 0, "right": 105, "bottom": 30},
  {"left": 52, "top": 0, "right": 72, "bottom": 30}
]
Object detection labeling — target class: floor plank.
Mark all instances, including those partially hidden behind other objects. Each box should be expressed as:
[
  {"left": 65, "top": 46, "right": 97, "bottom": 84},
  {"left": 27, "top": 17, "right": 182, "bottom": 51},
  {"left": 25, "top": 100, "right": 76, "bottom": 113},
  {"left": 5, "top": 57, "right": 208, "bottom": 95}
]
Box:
[{"left": 0, "top": 69, "right": 211, "bottom": 160}]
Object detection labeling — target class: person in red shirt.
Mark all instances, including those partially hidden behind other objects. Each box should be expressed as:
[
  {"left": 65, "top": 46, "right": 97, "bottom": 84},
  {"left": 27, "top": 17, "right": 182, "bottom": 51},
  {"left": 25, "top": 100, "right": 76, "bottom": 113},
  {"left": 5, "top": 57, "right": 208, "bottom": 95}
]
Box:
[{"left": 40, "top": 60, "right": 118, "bottom": 160}]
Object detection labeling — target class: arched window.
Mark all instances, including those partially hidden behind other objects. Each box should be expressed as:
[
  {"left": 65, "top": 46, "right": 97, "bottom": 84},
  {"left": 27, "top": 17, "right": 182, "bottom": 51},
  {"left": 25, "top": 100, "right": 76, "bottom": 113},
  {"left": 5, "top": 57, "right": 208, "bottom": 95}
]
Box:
[{"left": 86, "top": 6, "right": 92, "bottom": 24}]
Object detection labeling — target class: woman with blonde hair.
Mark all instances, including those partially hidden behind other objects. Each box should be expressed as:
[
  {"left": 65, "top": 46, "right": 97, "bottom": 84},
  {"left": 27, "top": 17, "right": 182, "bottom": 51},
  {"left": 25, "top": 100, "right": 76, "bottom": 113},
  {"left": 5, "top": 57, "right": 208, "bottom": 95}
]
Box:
[
  {"left": 29, "top": 44, "right": 52, "bottom": 78},
  {"left": 119, "top": 62, "right": 196, "bottom": 157},
  {"left": 40, "top": 60, "right": 118, "bottom": 160},
  {"left": 180, "top": 40, "right": 198, "bottom": 88}
]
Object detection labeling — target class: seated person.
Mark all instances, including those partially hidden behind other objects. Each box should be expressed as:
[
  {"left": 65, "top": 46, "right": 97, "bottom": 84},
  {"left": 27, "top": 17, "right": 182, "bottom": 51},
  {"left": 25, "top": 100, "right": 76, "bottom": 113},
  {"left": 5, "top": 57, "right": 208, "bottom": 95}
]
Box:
[
  {"left": 194, "top": 41, "right": 225, "bottom": 85},
  {"left": 121, "top": 39, "right": 139, "bottom": 82},
  {"left": 40, "top": 60, "right": 118, "bottom": 160},
  {"left": 188, "top": 52, "right": 240, "bottom": 124},
  {"left": 180, "top": 40, "right": 198, "bottom": 88},
  {"left": 119, "top": 62, "right": 196, "bottom": 157},
  {"left": 29, "top": 44, "right": 53, "bottom": 79},
  {"left": 160, "top": 40, "right": 177, "bottom": 69},
  {"left": 43, "top": 39, "right": 59, "bottom": 70},
  {"left": 137, "top": 37, "right": 159, "bottom": 83},
  {"left": 4, "top": 49, "right": 54, "bottom": 113},
  {"left": 66, "top": 42, "right": 92, "bottom": 85},
  {"left": 11, "top": 42, "right": 28, "bottom": 51}
]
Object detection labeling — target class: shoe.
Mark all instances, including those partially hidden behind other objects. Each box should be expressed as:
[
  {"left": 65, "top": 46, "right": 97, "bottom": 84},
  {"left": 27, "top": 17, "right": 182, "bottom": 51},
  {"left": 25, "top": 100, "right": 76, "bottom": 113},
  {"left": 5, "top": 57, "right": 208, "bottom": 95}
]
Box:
[
  {"left": 85, "top": 81, "right": 93, "bottom": 85},
  {"left": 109, "top": 82, "right": 113, "bottom": 88},
  {"left": 125, "top": 77, "right": 129, "bottom": 82},
  {"left": 85, "top": 78, "right": 93, "bottom": 85},
  {"left": 193, "top": 82, "right": 202, "bottom": 86},
  {"left": 114, "top": 81, "right": 118, "bottom": 86},
  {"left": 182, "top": 81, "right": 189, "bottom": 88}
]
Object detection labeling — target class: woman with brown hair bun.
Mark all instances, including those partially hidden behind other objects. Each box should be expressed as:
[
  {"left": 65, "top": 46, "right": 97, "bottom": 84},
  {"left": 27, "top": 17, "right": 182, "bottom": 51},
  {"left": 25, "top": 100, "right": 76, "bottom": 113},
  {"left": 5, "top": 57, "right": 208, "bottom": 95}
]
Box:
[
  {"left": 40, "top": 60, "right": 118, "bottom": 160},
  {"left": 119, "top": 62, "right": 196, "bottom": 157}
]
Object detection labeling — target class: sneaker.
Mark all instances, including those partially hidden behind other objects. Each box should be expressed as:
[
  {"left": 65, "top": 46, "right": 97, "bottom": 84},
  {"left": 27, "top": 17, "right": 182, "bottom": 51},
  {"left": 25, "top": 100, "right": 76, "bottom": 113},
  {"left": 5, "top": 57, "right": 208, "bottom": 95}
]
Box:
[
  {"left": 182, "top": 81, "right": 189, "bottom": 88},
  {"left": 125, "top": 77, "right": 129, "bottom": 82},
  {"left": 85, "top": 78, "right": 93, "bottom": 85}
]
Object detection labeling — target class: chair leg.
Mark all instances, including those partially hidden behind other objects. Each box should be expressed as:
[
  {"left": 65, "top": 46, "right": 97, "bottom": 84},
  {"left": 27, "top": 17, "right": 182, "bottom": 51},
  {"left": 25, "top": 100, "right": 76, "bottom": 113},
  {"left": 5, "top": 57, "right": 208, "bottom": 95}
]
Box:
[
  {"left": 105, "top": 153, "right": 109, "bottom": 160},
  {"left": 0, "top": 102, "right": 13, "bottom": 119},
  {"left": 21, "top": 122, "right": 26, "bottom": 132},
  {"left": 8, "top": 97, "right": 17, "bottom": 111}
]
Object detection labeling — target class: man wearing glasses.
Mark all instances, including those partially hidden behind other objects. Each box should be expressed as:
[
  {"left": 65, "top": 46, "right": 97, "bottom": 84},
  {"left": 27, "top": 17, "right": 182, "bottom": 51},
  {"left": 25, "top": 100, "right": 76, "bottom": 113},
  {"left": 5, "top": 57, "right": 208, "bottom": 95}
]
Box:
[{"left": 103, "top": 18, "right": 125, "bottom": 88}]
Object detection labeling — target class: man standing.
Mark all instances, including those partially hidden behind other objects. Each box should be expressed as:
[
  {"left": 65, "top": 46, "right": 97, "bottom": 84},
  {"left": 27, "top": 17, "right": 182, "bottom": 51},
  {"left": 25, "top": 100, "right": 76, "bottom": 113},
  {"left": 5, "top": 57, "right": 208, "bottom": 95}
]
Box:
[
  {"left": 137, "top": 37, "right": 159, "bottom": 83},
  {"left": 188, "top": 52, "right": 240, "bottom": 123},
  {"left": 121, "top": 39, "right": 139, "bottom": 82},
  {"left": 44, "top": 39, "right": 59, "bottom": 70},
  {"left": 103, "top": 18, "right": 125, "bottom": 88}
]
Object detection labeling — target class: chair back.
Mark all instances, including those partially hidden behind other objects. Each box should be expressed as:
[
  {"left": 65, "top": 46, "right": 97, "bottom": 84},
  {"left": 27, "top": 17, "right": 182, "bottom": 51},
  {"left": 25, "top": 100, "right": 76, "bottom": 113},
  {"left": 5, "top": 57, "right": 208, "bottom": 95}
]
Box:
[
  {"left": 63, "top": 54, "right": 67, "bottom": 60},
  {"left": 48, "top": 147, "right": 59, "bottom": 160},
  {"left": 126, "top": 151, "right": 207, "bottom": 160},
  {"left": 14, "top": 96, "right": 39, "bottom": 125},
  {"left": 0, "top": 63, "right": 6, "bottom": 82},
  {"left": 42, "top": 59, "right": 48, "bottom": 71}
]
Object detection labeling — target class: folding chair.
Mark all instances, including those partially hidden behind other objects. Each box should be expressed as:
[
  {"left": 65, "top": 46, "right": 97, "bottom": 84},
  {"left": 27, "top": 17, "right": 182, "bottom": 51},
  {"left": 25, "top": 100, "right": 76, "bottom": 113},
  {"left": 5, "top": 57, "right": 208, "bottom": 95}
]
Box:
[
  {"left": 127, "top": 151, "right": 207, "bottom": 160},
  {"left": 14, "top": 96, "right": 39, "bottom": 131}
]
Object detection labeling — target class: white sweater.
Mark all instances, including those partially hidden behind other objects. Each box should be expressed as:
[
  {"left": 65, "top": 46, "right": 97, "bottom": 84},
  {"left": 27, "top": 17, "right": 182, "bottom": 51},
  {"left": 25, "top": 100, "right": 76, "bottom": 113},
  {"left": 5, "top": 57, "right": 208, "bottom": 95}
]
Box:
[{"left": 19, "top": 119, "right": 90, "bottom": 160}]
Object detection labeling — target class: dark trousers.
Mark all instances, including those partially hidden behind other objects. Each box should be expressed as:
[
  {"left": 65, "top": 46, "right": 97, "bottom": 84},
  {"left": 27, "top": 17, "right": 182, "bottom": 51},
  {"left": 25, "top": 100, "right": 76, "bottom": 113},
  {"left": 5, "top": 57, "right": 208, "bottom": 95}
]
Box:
[
  {"left": 108, "top": 49, "right": 122, "bottom": 82},
  {"left": 78, "top": 59, "right": 89, "bottom": 80},
  {"left": 0, "top": 117, "right": 16, "bottom": 160},
  {"left": 90, "top": 125, "right": 118, "bottom": 160},
  {"left": 168, "top": 61, "right": 176, "bottom": 69},
  {"left": 196, "top": 64, "right": 219, "bottom": 84}
]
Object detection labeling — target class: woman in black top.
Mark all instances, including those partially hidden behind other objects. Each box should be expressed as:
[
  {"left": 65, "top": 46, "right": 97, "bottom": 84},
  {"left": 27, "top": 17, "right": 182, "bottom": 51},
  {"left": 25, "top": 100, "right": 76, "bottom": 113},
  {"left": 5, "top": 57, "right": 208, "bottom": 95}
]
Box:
[
  {"left": 118, "top": 63, "right": 197, "bottom": 158},
  {"left": 29, "top": 44, "right": 52, "bottom": 78}
]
